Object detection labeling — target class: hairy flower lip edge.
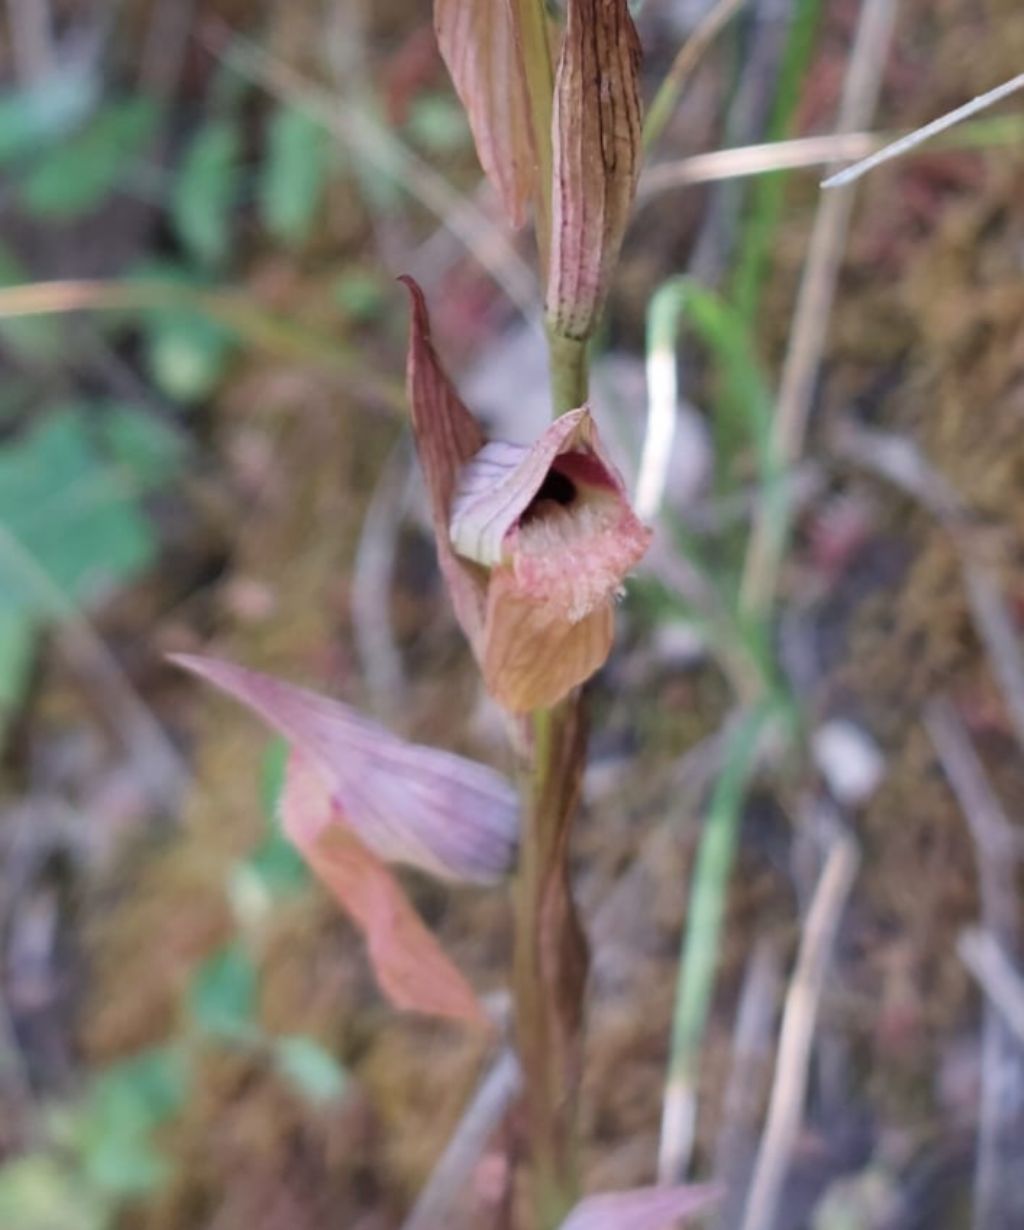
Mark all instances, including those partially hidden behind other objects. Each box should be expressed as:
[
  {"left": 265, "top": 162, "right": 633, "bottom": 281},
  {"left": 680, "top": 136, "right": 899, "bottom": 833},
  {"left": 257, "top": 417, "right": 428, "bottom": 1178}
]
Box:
[{"left": 168, "top": 652, "right": 518, "bottom": 886}]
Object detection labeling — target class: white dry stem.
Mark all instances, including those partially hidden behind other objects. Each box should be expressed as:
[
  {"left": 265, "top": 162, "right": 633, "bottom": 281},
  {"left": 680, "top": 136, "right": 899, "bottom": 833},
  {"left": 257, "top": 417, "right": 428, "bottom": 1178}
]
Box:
[
  {"left": 822, "top": 68, "right": 1024, "bottom": 189},
  {"left": 639, "top": 133, "right": 880, "bottom": 199},
  {"left": 636, "top": 329, "right": 678, "bottom": 520},
  {"left": 402, "top": 1048, "right": 521, "bottom": 1230},
  {"left": 351, "top": 438, "right": 413, "bottom": 718},
  {"left": 959, "top": 929, "right": 1024, "bottom": 1051},
  {"left": 739, "top": 828, "right": 860, "bottom": 1230},
  {"left": 925, "top": 697, "right": 1024, "bottom": 1230},
  {"left": 739, "top": 0, "right": 898, "bottom": 618}
]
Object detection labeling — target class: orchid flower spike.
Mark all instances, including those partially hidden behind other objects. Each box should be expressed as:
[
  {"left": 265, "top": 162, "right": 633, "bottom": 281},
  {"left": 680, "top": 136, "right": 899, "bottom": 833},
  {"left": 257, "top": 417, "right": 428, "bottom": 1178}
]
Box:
[
  {"left": 403, "top": 278, "right": 651, "bottom": 713},
  {"left": 170, "top": 654, "right": 519, "bottom": 1024}
]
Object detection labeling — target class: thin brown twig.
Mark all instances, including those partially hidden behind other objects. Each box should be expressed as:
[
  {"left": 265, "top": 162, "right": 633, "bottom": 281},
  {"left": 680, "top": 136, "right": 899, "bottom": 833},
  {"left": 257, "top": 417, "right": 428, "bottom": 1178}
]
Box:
[
  {"left": 739, "top": 825, "right": 860, "bottom": 1230},
  {"left": 643, "top": 0, "right": 747, "bottom": 149},
  {"left": 739, "top": 0, "right": 898, "bottom": 619}
]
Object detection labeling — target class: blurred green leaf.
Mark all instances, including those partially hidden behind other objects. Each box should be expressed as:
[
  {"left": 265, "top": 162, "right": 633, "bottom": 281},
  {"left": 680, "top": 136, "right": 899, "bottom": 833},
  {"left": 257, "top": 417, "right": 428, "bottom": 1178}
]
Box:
[
  {"left": 0, "top": 409, "right": 156, "bottom": 621},
  {"left": 333, "top": 270, "right": 387, "bottom": 324},
  {"left": 260, "top": 736, "right": 290, "bottom": 815},
  {"left": 0, "top": 242, "right": 63, "bottom": 361},
  {"left": 259, "top": 105, "right": 329, "bottom": 247},
  {"left": 0, "top": 608, "right": 34, "bottom": 736},
  {"left": 19, "top": 97, "right": 160, "bottom": 218},
  {"left": 172, "top": 119, "right": 241, "bottom": 268},
  {"left": 97, "top": 404, "right": 186, "bottom": 484},
  {"left": 245, "top": 829, "right": 308, "bottom": 898},
  {"left": 0, "top": 70, "right": 99, "bottom": 166},
  {"left": 272, "top": 1036, "right": 347, "bottom": 1105},
  {"left": 404, "top": 94, "right": 469, "bottom": 154},
  {"left": 78, "top": 1048, "right": 187, "bottom": 1198},
  {"left": 0, "top": 1156, "right": 109, "bottom": 1230},
  {"left": 129, "top": 264, "right": 236, "bottom": 403},
  {"left": 190, "top": 944, "right": 259, "bottom": 1040},
  {"left": 232, "top": 739, "right": 308, "bottom": 899}
]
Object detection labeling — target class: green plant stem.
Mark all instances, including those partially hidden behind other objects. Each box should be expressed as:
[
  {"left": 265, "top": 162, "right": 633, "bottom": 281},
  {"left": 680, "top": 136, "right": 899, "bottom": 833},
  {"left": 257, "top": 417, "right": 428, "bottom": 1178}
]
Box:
[
  {"left": 512, "top": 281, "right": 595, "bottom": 1230},
  {"left": 659, "top": 702, "right": 772, "bottom": 1181},
  {"left": 547, "top": 330, "right": 588, "bottom": 414},
  {"left": 513, "top": 0, "right": 555, "bottom": 279},
  {"left": 514, "top": 702, "right": 589, "bottom": 1229}
]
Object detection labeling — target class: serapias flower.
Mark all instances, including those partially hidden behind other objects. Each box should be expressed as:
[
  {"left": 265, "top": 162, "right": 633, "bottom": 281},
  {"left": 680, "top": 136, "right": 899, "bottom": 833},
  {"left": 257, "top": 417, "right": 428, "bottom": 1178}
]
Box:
[
  {"left": 403, "top": 278, "right": 651, "bottom": 712},
  {"left": 170, "top": 654, "right": 518, "bottom": 1024}
]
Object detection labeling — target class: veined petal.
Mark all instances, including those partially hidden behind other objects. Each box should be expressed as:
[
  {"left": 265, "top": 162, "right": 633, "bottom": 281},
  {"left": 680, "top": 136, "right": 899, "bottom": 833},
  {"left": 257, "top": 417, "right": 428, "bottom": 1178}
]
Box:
[
  {"left": 482, "top": 573, "right": 613, "bottom": 712},
  {"left": 546, "top": 0, "right": 643, "bottom": 341},
  {"left": 402, "top": 276, "right": 488, "bottom": 655},
  {"left": 281, "top": 752, "right": 488, "bottom": 1026},
  {"left": 558, "top": 1183, "right": 722, "bottom": 1230},
  {"left": 170, "top": 654, "right": 518, "bottom": 885},
  {"left": 434, "top": 0, "right": 535, "bottom": 229},
  {"left": 450, "top": 409, "right": 593, "bottom": 567}
]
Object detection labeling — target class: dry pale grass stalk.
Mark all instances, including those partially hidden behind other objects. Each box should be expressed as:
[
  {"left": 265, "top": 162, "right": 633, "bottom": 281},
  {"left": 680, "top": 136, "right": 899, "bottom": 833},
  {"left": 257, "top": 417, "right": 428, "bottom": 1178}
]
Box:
[
  {"left": 925, "top": 697, "right": 1024, "bottom": 1230},
  {"left": 739, "top": 825, "right": 860, "bottom": 1230},
  {"left": 402, "top": 1048, "right": 522, "bottom": 1230},
  {"left": 959, "top": 929, "right": 1024, "bottom": 1051},
  {"left": 740, "top": 0, "right": 898, "bottom": 618},
  {"left": 822, "top": 67, "right": 1024, "bottom": 188},
  {"left": 643, "top": 0, "right": 747, "bottom": 149},
  {"left": 639, "top": 132, "right": 879, "bottom": 198}
]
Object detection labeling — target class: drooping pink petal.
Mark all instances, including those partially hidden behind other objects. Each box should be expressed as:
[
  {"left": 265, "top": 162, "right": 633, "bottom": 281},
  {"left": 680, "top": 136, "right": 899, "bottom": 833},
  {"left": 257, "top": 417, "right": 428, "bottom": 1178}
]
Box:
[
  {"left": 169, "top": 654, "right": 517, "bottom": 885},
  {"left": 434, "top": 0, "right": 536, "bottom": 228},
  {"left": 280, "top": 751, "right": 488, "bottom": 1026},
  {"left": 558, "top": 1183, "right": 722, "bottom": 1230},
  {"left": 547, "top": 0, "right": 643, "bottom": 341},
  {"left": 401, "top": 276, "right": 488, "bottom": 656}
]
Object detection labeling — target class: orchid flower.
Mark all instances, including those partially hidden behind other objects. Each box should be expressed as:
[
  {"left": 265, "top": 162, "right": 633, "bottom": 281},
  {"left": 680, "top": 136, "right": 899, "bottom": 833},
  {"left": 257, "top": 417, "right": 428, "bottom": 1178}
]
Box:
[{"left": 403, "top": 278, "right": 651, "bottom": 712}]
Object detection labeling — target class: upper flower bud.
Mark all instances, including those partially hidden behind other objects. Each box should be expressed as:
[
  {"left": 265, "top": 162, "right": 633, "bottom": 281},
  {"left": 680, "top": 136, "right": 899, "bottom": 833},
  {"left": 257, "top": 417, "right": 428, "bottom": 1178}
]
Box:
[{"left": 545, "top": 0, "right": 643, "bottom": 342}]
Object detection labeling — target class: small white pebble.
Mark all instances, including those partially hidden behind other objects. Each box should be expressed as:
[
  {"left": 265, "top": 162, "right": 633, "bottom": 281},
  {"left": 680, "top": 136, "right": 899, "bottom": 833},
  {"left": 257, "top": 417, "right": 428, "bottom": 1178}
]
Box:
[{"left": 812, "top": 719, "right": 885, "bottom": 806}]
